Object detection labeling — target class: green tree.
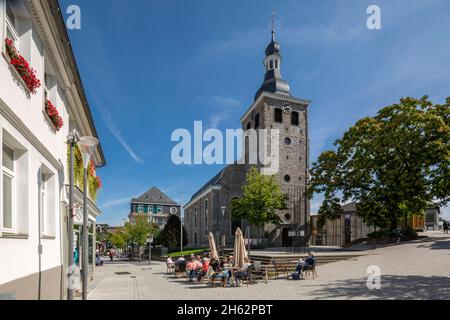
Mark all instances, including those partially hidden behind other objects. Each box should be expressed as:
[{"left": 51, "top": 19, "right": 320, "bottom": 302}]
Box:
[
  {"left": 308, "top": 96, "right": 450, "bottom": 231},
  {"left": 156, "top": 215, "right": 187, "bottom": 250},
  {"left": 124, "top": 215, "right": 159, "bottom": 261},
  {"left": 231, "top": 167, "right": 287, "bottom": 244},
  {"left": 108, "top": 227, "right": 126, "bottom": 250}
]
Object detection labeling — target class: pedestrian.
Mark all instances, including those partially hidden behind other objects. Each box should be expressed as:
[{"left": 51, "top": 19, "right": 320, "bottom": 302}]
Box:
[
  {"left": 395, "top": 226, "right": 401, "bottom": 243},
  {"left": 109, "top": 248, "right": 115, "bottom": 262},
  {"left": 443, "top": 221, "right": 448, "bottom": 234}
]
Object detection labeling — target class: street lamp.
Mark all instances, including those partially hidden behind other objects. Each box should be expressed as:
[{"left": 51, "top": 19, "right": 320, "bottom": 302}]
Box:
[
  {"left": 220, "top": 206, "right": 226, "bottom": 255},
  {"left": 66, "top": 130, "right": 80, "bottom": 300},
  {"left": 77, "top": 136, "right": 99, "bottom": 301}
]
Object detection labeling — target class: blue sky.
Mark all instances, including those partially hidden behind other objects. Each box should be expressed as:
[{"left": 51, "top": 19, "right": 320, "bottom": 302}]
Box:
[{"left": 60, "top": 0, "right": 450, "bottom": 225}]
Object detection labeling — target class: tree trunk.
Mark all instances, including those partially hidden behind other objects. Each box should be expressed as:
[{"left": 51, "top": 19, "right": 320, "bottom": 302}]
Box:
[{"left": 390, "top": 218, "right": 398, "bottom": 232}]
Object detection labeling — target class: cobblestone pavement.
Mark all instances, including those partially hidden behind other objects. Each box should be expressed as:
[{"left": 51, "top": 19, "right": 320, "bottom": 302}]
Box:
[{"left": 87, "top": 232, "right": 450, "bottom": 300}]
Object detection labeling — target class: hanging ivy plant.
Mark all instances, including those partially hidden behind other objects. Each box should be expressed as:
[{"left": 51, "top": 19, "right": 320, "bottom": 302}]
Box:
[{"left": 67, "top": 144, "right": 102, "bottom": 202}]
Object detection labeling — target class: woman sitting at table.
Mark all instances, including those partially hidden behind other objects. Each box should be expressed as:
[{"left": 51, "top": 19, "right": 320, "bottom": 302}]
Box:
[
  {"left": 197, "top": 257, "right": 210, "bottom": 281},
  {"left": 209, "top": 257, "right": 231, "bottom": 287},
  {"left": 233, "top": 257, "right": 251, "bottom": 287}
]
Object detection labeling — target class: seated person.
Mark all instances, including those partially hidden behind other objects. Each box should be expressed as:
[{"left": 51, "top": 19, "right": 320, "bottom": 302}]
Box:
[
  {"left": 296, "top": 252, "right": 316, "bottom": 276},
  {"left": 215, "top": 257, "right": 231, "bottom": 286},
  {"left": 186, "top": 258, "right": 199, "bottom": 282},
  {"left": 233, "top": 257, "right": 251, "bottom": 286},
  {"left": 166, "top": 256, "right": 175, "bottom": 271},
  {"left": 197, "top": 257, "right": 210, "bottom": 281}
]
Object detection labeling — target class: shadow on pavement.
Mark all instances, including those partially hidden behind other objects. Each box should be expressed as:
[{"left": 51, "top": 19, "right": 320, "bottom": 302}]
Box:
[{"left": 307, "top": 275, "right": 450, "bottom": 300}]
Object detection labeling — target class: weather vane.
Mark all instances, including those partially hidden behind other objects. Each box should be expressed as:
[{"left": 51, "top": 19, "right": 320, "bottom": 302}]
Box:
[{"left": 272, "top": 11, "right": 276, "bottom": 41}]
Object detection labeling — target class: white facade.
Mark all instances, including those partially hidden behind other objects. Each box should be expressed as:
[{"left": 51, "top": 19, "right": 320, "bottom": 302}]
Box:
[{"left": 0, "top": 0, "right": 105, "bottom": 299}]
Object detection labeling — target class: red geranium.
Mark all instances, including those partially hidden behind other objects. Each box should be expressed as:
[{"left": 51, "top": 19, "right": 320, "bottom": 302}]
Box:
[
  {"left": 5, "top": 38, "right": 41, "bottom": 94},
  {"left": 95, "top": 176, "right": 102, "bottom": 190},
  {"left": 89, "top": 161, "right": 96, "bottom": 177},
  {"left": 45, "top": 100, "right": 64, "bottom": 131}
]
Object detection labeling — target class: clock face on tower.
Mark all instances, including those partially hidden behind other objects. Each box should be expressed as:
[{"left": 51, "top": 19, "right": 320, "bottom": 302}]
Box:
[
  {"left": 170, "top": 207, "right": 177, "bottom": 215},
  {"left": 281, "top": 101, "right": 293, "bottom": 114}
]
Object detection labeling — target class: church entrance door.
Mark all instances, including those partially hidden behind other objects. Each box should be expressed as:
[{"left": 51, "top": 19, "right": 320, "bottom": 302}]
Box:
[{"left": 282, "top": 228, "right": 292, "bottom": 247}]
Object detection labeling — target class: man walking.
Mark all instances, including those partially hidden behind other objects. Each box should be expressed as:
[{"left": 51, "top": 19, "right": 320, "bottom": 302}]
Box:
[{"left": 443, "top": 221, "right": 448, "bottom": 234}]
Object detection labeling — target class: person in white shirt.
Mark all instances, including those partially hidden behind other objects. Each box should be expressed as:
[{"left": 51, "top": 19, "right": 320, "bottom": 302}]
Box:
[{"left": 233, "top": 257, "right": 251, "bottom": 287}]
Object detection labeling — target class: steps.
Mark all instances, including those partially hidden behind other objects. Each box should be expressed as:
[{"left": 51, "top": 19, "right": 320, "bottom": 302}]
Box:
[{"left": 250, "top": 253, "right": 362, "bottom": 266}]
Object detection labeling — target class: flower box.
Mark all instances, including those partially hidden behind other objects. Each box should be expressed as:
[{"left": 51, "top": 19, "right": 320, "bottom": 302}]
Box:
[
  {"left": 4, "top": 38, "right": 41, "bottom": 94},
  {"left": 44, "top": 99, "right": 63, "bottom": 131}
]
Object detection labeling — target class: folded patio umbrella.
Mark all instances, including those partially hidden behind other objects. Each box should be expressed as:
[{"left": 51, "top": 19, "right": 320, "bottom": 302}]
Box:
[
  {"left": 233, "top": 227, "right": 248, "bottom": 268},
  {"left": 208, "top": 232, "right": 219, "bottom": 260}
]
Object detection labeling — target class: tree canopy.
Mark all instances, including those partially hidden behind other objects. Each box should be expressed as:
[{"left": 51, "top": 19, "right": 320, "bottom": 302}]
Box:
[
  {"left": 108, "top": 227, "right": 126, "bottom": 249},
  {"left": 124, "top": 214, "right": 159, "bottom": 247},
  {"left": 231, "top": 167, "right": 287, "bottom": 228},
  {"left": 307, "top": 96, "right": 450, "bottom": 230}
]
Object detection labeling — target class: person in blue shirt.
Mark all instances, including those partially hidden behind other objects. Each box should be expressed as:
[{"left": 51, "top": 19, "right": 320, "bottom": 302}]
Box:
[{"left": 295, "top": 252, "right": 316, "bottom": 278}]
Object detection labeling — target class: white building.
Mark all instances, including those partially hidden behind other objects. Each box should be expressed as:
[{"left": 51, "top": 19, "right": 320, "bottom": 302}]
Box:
[{"left": 0, "top": 0, "right": 106, "bottom": 299}]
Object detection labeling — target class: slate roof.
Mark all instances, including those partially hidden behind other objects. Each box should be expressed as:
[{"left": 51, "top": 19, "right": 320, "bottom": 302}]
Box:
[
  {"left": 131, "top": 187, "right": 179, "bottom": 205},
  {"left": 188, "top": 168, "right": 225, "bottom": 202}
]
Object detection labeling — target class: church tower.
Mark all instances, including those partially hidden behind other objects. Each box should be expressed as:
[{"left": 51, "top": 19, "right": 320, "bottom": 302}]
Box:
[{"left": 240, "top": 18, "right": 311, "bottom": 247}]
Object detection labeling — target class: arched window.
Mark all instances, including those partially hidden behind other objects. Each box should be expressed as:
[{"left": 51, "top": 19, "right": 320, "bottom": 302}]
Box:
[
  {"left": 194, "top": 206, "right": 197, "bottom": 227},
  {"left": 204, "top": 199, "right": 208, "bottom": 236},
  {"left": 269, "top": 60, "right": 274, "bottom": 70},
  {"left": 275, "top": 59, "right": 279, "bottom": 69}
]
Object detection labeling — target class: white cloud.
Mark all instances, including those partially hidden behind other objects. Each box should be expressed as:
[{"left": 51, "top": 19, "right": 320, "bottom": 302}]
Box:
[
  {"left": 94, "top": 97, "right": 145, "bottom": 164},
  {"left": 101, "top": 197, "right": 131, "bottom": 209}
]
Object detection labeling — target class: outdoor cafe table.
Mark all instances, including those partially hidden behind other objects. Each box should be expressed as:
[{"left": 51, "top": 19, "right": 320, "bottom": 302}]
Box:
[{"left": 259, "top": 264, "right": 275, "bottom": 284}]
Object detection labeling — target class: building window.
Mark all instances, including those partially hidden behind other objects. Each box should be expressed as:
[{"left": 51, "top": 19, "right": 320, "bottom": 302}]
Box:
[
  {"left": 157, "top": 206, "right": 162, "bottom": 213},
  {"left": 274, "top": 108, "right": 282, "bottom": 123},
  {"left": 204, "top": 199, "right": 208, "bottom": 236},
  {"left": 269, "top": 60, "right": 274, "bottom": 69},
  {"left": 194, "top": 207, "right": 197, "bottom": 227},
  {"left": 284, "top": 137, "right": 291, "bottom": 145},
  {"left": 2, "top": 144, "right": 14, "bottom": 231},
  {"left": 5, "top": 1, "right": 19, "bottom": 49},
  {"left": 275, "top": 59, "right": 279, "bottom": 69},
  {"left": 291, "top": 112, "right": 299, "bottom": 126},
  {"left": 137, "top": 205, "right": 143, "bottom": 213},
  {"left": 284, "top": 175, "right": 291, "bottom": 182},
  {"left": 148, "top": 205, "right": 153, "bottom": 213},
  {"left": 254, "top": 113, "right": 260, "bottom": 129}
]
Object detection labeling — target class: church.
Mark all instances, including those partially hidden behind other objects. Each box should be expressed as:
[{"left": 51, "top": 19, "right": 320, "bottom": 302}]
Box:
[{"left": 184, "top": 24, "right": 311, "bottom": 249}]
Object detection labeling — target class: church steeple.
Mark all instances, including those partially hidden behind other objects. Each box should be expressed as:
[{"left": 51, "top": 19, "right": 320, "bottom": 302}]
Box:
[{"left": 254, "top": 13, "right": 291, "bottom": 101}]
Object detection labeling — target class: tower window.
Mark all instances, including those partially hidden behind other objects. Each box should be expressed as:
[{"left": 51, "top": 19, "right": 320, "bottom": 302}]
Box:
[
  {"left": 269, "top": 60, "right": 274, "bottom": 70},
  {"left": 284, "top": 175, "right": 291, "bottom": 182},
  {"left": 254, "top": 113, "right": 260, "bottom": 129},
  {"left": 274, "top": 108, "right": 282, "bottom": 123},
  {"left": 275, "top": 60, "right": 279, "bottom": 69},
  {"left": 291, "top": 112, "right": 299, "bottom": 126}
]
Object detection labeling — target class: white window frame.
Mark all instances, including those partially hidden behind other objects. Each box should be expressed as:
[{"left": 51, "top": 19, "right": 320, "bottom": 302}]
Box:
[
  {"left": 137, "top": 205, "right": 143, "bottom": 213},
  {"left": 4, "top": 4, "right": 19, "bottom": 53},
  {"left": 148, "top": 205, "right": 153, "bottom": 214},
  {"left": 39, "top": 173, "right": 47, "bottom": 236},
  {"left": 2, "top": 143, "right": 15, "bottom": 233},
  {"left": 157, "top": 206, "right": 162, "bottom": 213}
]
